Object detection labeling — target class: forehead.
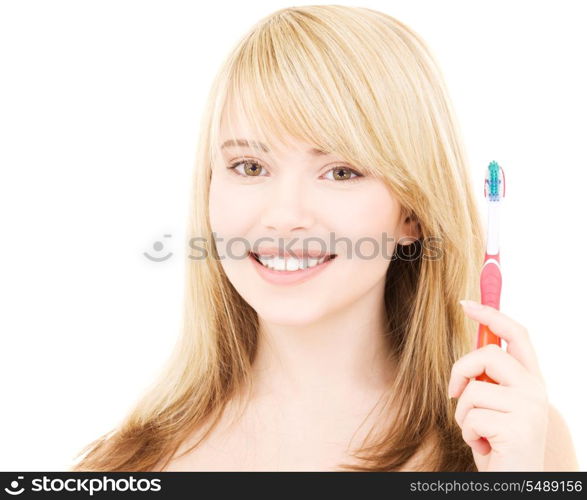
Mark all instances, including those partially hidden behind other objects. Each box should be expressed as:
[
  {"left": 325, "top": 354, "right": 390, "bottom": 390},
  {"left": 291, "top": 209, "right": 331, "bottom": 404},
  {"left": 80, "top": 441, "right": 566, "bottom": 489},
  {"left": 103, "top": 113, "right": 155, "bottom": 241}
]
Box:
[{"left": 218, "top": 101, "right": 331, "bottom": 158}]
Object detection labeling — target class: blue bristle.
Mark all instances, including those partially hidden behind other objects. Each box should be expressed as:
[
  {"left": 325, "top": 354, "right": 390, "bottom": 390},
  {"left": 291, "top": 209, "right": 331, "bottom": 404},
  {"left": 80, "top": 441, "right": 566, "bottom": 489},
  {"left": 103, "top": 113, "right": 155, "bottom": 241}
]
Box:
[{"left": 487, "top": 161, "right": 501, "bottom": 201}]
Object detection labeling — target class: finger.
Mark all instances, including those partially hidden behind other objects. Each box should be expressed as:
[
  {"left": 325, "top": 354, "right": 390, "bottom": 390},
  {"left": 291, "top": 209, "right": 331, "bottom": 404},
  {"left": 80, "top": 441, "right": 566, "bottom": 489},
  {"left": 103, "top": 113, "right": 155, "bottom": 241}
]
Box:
[
  {"left": 461, "top": 407, "right": 504, "bottom": 452},
  {"left": 449, "top": 344, "right": 529, "bottom": 397},
  {"left": 460, "top": 300, "right": 543, "bottom": 380},
  {"left": 472, "top": 437, "right": 492, "bottom": 456},
  {"left": 454, "top": 379, "right": 514, "bottom": 427}
]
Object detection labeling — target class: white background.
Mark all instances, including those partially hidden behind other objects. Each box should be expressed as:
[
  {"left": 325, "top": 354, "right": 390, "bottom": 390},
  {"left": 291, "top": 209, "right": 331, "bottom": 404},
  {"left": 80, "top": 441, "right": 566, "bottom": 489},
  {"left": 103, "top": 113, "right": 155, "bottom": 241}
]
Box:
[{"left": 1, "top": 0, "right": 585, "bottom": 471}]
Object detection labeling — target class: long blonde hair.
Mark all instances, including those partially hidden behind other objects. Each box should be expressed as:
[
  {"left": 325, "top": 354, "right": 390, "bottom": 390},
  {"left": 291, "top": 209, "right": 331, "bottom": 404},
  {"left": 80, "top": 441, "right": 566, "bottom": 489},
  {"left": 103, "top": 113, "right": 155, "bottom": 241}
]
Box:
[{"left": 70, "top": 4, "right": 484, "bottom": 472}]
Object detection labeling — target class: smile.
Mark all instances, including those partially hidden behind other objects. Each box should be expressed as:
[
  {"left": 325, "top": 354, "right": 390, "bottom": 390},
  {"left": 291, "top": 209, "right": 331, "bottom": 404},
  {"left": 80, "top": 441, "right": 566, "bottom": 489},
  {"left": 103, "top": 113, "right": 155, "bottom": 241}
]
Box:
[{"left": 249, "top": 252, "right": 337, "bottom": 286}]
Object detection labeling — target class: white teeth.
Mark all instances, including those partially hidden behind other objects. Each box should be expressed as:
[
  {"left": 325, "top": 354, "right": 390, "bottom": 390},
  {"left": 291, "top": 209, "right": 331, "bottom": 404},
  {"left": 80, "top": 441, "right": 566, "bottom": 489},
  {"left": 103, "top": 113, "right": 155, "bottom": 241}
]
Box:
[
  {"left": 255, "top": 254, "right": 330, "bottom": 271},
  {"left": 286, "top": 258, "right": 298, "bottom": 271}
]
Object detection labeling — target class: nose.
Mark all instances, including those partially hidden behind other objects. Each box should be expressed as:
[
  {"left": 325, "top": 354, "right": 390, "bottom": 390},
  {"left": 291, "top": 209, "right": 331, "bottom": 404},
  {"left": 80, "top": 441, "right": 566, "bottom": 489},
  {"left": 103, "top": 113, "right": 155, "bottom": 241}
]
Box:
[{"left": 259, "top": 175, "right": 315, "bottom": 233}]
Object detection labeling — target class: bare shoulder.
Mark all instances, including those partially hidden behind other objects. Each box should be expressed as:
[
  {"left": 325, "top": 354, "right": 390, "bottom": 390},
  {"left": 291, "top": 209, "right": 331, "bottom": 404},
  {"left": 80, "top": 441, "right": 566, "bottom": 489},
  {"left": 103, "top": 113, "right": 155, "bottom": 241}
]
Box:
[{"left": 544, "top": 403, "right": 579, "bottom": 471}]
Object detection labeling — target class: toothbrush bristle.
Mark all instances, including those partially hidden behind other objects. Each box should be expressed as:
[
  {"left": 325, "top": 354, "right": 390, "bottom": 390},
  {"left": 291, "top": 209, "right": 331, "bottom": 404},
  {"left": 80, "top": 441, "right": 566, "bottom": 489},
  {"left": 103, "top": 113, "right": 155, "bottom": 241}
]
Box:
[{"left": 485, "top": 161, "right": 505, "bottom": 201}]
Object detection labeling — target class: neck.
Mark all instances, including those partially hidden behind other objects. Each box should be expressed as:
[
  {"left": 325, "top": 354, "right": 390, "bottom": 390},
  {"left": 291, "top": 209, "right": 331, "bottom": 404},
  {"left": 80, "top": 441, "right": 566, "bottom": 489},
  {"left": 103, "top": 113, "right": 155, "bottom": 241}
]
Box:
[{"left": 250, "top": 280, "right": 396, "bottom": 407}]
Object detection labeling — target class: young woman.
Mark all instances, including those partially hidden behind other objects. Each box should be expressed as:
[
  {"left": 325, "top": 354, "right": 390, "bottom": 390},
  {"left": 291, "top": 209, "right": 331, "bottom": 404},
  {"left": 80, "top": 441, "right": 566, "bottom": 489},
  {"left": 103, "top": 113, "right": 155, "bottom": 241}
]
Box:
[{"left": 70, "top": 5, "right": 578, "bottom": 472}]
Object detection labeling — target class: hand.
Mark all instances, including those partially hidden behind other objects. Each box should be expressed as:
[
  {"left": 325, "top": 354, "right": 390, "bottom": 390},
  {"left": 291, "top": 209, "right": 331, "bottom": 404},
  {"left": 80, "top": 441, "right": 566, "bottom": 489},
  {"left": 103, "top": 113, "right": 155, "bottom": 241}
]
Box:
[{"left": 448, "top": 300, "right": 549, "bottom": 471}]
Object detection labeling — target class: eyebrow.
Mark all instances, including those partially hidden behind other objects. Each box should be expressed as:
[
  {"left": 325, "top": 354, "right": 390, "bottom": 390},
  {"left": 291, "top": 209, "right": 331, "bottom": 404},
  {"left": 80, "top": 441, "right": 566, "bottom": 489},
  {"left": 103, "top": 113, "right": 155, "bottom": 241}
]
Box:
[{"left": 220, "top": 139, "right": 330, "bottom": 156}]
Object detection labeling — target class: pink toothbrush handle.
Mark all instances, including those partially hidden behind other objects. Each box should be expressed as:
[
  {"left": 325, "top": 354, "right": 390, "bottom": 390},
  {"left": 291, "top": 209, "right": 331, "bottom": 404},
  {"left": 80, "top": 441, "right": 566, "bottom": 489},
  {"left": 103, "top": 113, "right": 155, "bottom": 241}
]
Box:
[
  {"left": 476, "top": 252, "right": 502, "bottom": 383},
  {"left": 480, "top": 252, "right": 502, "bottom": 310}
]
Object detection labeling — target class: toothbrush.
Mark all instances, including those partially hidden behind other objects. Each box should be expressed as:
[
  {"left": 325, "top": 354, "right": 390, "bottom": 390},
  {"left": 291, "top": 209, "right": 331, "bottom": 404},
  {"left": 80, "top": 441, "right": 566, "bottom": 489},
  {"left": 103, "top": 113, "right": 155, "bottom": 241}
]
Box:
[{"left": 476, "top": 161, "right": 506, "bottom": 384}]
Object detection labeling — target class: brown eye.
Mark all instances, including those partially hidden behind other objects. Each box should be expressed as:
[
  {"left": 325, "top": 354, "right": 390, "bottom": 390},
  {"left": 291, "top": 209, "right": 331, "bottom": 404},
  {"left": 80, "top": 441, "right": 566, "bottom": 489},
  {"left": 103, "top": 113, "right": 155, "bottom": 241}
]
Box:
[
  {"left": 227, "top": 160, "right": 364, "bottom": 183},
  {"left": 333, "top": 167, "right": 352, "bottom": 180},
  {"left": 325, "top": 166, "right": 362, "bottom": 183},
  {"left": 243, "top": 161, "right": 262, "bottom": 176},
  {"left": 228, "top": 160, "right": 266, "bottom": 177}
]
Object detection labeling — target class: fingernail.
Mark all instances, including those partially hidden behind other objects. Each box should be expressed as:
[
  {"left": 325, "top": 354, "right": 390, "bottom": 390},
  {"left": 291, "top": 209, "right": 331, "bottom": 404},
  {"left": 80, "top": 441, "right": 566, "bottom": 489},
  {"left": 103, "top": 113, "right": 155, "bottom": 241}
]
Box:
[{"left": 459, "top": 299, "right": 483, "bottom": 310}]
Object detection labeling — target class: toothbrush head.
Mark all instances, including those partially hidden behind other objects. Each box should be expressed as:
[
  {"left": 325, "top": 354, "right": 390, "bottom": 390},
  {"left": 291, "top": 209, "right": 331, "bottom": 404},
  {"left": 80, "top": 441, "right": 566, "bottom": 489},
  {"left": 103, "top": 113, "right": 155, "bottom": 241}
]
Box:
[{"left": 484, "top": 161, "right": 506, "bottom": 201}]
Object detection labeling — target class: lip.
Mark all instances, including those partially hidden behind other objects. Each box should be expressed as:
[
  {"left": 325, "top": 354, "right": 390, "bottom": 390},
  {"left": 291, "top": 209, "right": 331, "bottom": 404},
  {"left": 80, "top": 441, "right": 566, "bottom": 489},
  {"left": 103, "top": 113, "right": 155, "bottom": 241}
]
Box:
[{"left": 249, "top": 252, "right": 337, "bottom": 286}]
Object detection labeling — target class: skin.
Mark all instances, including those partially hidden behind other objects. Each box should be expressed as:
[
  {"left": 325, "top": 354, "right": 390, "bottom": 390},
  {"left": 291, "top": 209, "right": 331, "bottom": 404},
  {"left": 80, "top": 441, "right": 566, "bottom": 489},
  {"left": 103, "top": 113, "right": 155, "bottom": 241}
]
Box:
[
  {"left": 167, "top": 106, "right": 579, "bottom": 470},
  {"left": 209, "top": 109, "right": 419, "bottom": 406},
  {"left": 202, "top": 108, "right": 420, "bottom": 468},
  {"left": 450, "top": 300, "right": 579, "bottom": 471}
]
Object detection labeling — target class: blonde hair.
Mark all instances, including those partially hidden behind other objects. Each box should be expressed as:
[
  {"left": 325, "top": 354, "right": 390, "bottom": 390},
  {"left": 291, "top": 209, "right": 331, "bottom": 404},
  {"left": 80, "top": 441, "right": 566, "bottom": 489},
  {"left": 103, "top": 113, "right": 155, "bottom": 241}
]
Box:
[{"left": 70, "top": 4, "right": 484, "bottom": 471}]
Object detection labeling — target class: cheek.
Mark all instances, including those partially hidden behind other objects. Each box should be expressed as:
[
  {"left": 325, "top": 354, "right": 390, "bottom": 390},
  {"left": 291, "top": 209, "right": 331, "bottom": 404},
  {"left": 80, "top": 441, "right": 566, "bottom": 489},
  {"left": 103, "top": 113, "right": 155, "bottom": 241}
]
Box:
[
  {"left": 324, "top": 185, "right": 400, "bottom": 261},
  {"left": 206, "top": 179, "right": 400, "bottom": 327},
  {"left": 209, "top": 175, "right": 238, "bottom": 233},
  {"left": 208, "top": 175, "right": 260, "bottom": 257}
]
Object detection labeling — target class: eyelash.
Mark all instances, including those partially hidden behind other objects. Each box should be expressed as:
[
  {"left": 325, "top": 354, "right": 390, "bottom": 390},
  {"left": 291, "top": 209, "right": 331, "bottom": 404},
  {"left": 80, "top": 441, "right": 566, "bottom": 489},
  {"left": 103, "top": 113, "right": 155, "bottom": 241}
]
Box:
[{"left": 226, "top": 159, "right": 364, "bottom": 183}]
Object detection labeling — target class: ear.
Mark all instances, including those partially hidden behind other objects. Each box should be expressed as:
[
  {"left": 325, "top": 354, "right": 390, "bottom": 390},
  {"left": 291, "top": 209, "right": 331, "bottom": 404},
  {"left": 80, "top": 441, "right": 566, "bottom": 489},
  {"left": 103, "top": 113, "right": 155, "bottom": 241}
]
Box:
[{"left": 397, "top": 210, "right": 422, "bottom": 246}]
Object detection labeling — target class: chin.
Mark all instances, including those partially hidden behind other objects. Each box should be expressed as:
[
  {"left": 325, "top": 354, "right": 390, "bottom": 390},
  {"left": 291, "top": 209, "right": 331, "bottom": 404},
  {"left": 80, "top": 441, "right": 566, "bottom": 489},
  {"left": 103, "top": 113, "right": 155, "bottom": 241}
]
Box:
[{"left": 253, "top": 303, "right": 329, "bottom": 327}]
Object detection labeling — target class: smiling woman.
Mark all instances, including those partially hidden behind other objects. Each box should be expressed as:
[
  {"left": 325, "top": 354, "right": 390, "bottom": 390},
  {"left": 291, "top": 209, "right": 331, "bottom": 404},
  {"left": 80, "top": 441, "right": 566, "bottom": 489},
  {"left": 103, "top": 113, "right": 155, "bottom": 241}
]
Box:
[{"left": 68, "top": 4, "right": 577, "bottom": 472}]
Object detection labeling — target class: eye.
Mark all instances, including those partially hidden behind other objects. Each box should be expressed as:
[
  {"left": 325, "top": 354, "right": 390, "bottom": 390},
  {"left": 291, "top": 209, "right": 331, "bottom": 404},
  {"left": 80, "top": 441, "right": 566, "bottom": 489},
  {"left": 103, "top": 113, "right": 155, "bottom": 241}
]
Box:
[
  {"left": 226, "top": 159, "right": 364, "bottom": 183},
  {"left": 323, "top": 166, "right": 363, "bottom": 183},
  {"left": 227, "top": 159, "right": 268, "bottom": 178}
]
